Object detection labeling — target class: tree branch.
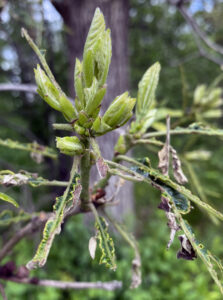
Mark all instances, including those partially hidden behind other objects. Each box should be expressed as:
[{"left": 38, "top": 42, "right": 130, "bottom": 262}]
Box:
[
  {"left": 167, "top": 0, "right": 223, "bottom": 66},
  {"left": 0, "top": 83, "right": 74, "bottom": 102},
  {"left": 0, "top": 83, "right": 37, "bottom": 93},
  {"left": 0, "top": 277, "right": 122, "bottom": 291},
  {"left": 0, "top": 215, "right": 48, "bottom": 262}
]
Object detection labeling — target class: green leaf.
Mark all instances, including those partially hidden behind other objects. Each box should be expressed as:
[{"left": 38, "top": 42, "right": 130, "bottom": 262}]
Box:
[
  {"left": 74, "top": 59, "right": 85, "bottom": 109},
  {"left": 0, "top": 192, "right": 19, "bottom": 207},
  {"left": 34, "top": 65, "right": 61, "bottom": 111},
  {"left": 27, "top": 174, "right": 82, "bottom": 269},
  {"left": 94, "top": 29, "right": 112, "bottom": 86},
  {"left": 136, "top": 62, "right": 161, "bottom": 119},
  {"left": 95, "top": 216, "right": 116, "bottom": 270},
  {"left": 83, "top": 8, "right": 105, "bottom": 57}
]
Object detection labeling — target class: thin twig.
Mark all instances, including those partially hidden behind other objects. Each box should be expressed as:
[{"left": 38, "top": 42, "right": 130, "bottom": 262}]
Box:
[
  {"left": 0, "top": 215, "right": 48, "bottom": 262},
  {"left": 0, "top": 83, "right": 74, "bottom": 102},
  {"left": 0, "top": 83, "right": 37, "bottom": 93},
  {"left": 167, "top": 0, "right": 223, "bottom": 66},
  {"left": 0, "top": 277, "right": 122, "bottom": 291}
]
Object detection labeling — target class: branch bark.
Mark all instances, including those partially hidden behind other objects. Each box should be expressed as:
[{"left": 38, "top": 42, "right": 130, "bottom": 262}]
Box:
[{"left": 0, "top": 277, "right": 122, "bottom": 291}]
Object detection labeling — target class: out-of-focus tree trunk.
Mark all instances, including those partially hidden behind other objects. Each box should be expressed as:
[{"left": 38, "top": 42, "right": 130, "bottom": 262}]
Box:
[{"left": 52, "top": 0, "right": 133, "bottom": 218}]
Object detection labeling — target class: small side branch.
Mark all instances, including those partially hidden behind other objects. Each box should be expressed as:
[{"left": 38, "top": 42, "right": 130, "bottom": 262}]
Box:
[
  {"left": 0, "top": 215, "right": 48, "bottom": 262},
  {"left": 0, "top": 277, "right": 122, "bottom": 291},
  {"left": 0, "top": 83, "right": 37, "bottom": 93}
]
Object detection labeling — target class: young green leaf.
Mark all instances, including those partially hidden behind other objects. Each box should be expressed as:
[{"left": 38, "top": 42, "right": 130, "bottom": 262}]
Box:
[
  {"left": 0, "top": 192, "right": 19, "bottom": 207},
  {"left": 136, "top": 62, "right": 160, "bottom": 119},
  {"left": 83, "top": 8, "right": 105, "bottom": 57}
]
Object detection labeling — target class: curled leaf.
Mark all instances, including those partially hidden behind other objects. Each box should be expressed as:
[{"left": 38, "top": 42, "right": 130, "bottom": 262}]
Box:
[
  {"left": 89, "top": 236, "right": 97, "bottom": 259},
  {"left": 170, "top": 146, "right": 188, "bottom": 184},
  {"left": 158, "top": 144, "right": 169, "bottom": 176},
  {"left": 177, "top": 234, "right": 197, "bottom": 261}
]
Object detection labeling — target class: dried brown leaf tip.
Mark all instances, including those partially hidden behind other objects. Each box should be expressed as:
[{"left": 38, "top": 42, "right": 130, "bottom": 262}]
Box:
[
  {"left": 170, "top": 146, "right": 188, "bottom": 184},
  {"left": 177, "top": 234, "right": 197, "bottom": 261}
]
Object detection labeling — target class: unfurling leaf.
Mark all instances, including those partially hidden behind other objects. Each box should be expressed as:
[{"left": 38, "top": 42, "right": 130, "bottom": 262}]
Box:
[
  {"left": 0, "top": 192, "right": 19, "bottom": 207},
  {"left": 136, "top": 62, "right": 160, "bottom": 118},
  {"left": 89, "top": 236, "right": 97, "bottom": 259},
  {"left": 102, "top": 92, "right": 136, "bottom": 129},
  {"left": 56, "top": 136, "right": 84, "bottom": 156},
  {"left": 95, "top": 216, "right": 116, "bottom": 270},
  {"left": 170, "top": 146, "right": 188, "bottom": 184}
]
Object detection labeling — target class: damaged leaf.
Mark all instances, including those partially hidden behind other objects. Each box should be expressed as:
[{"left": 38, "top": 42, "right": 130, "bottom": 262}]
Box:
[
  {"left": 177, "top": 234, "right": 197, "bottom": 261},
  {"left": 90, "top": 138, "right": 108, "bottom": 177},
  {"left": 95, "top": 216, "right": 116, "bottom": 270},
  {"left": 170, "top": 146, "right": 188, "bottom": 184},
  {"left": 158, "top": 144, "right": 169, "bottom": 176},
  {"left": 158, "top": 194, "right": 180, "bottom": 248},
  {"left": 27, "top": 174, "right": 81, "bottom": 269}
]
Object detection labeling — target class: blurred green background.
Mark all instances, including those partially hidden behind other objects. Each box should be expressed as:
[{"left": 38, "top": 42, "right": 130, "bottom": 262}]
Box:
[{"left": 1, "top": 0, "right": 223, "bottom": 299}]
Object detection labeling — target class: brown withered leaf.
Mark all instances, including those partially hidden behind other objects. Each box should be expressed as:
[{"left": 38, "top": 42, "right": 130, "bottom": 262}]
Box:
[
  {"left": 158, "top": 195, "right": 171, "bottom": 212},
  {"left": 170, "top": 146, "right": 188, "bottom": 184},
  {"left": 130, "top": 255, "right": 142, "bottom": 289},
  {"left": 2, "top": 173, "right": 28, "bottom": 186},
  {"left": 177, "top": 234, "right": 197, "bottom": 261},
  {"left": 166, "top": 212, "right": 180, "bottom": 249},
  {"left": 158, "top": 144, "right": 169, "bottom": 176},
  {"left": 158, "top": 195, "right": 180, "bottom": 249},
  {"left": 97, "top": 157, "right": 109, "bottom": 178}
]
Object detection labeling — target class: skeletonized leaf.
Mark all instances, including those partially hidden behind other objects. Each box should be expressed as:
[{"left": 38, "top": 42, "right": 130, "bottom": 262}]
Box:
[
  {"left": 0, "top": 192, "right": 19, "bottom": 207},
  {"left": 89, "top": 236, "right": 97, "bottom": 259},
  {"left": 170, "top": 146, "right": 188, "bottom": 184},
  {"left": 95, "top": 216, "right": 116, "bottom": 270},
  {"left": 27, "top": 174, "right": 82, "bottom": 269}
]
